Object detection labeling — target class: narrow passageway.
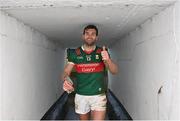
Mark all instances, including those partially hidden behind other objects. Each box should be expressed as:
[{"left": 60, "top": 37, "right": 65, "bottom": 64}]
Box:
[
  {"left": 1, "top": 0, "right": 180, "bottom": 120},
  {"left": 41, "top": 90, "right": 132, "bottom": 120}
]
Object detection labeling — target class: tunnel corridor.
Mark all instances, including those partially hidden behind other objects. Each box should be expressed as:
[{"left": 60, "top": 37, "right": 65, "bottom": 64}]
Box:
[{"left": 1, "top": 0, "right": 180, "bottom": 120}]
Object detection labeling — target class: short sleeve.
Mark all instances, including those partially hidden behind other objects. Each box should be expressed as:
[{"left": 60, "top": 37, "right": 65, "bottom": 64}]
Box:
[{"left": 67, "top": 48, "right": 75, "bottom": 64}]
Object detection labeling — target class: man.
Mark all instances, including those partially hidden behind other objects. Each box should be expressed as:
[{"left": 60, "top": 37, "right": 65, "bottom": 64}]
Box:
[{"left": 62, "top": 25, "right": 118, "bottom": 120}]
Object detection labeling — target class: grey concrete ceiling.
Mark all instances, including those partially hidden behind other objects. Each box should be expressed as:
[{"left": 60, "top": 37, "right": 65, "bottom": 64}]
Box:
[{"left": 0, "top": 0, "right": 177, "bottom": 48}]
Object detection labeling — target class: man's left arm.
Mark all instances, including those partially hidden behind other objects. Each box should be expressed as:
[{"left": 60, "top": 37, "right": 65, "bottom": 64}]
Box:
[{"left": 101, "top": 46, "right": 118, "bottom": 75}]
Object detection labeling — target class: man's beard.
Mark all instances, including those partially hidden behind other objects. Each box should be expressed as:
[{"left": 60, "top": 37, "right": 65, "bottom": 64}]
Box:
[{"left": 84, "top": 41, "right": 96, "bottom": 46}]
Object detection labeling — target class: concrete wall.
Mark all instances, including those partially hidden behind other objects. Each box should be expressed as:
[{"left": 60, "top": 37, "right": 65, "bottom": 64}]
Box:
[
  {"left": 0, "top": 11, "right": 65, "bottom": 119},
  {"left": 110, "top": 1, "right": 180, "bottom": 120}
]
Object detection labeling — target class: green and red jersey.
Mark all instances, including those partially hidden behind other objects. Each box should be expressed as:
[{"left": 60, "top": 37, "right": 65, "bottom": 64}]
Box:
[{"left": 67, "top": 46, "right": 109, "bottom": 95}]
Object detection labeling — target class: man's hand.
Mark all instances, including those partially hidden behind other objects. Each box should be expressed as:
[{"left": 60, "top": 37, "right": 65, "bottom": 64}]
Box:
[
  {"left": 101, "top": 45, "right": 118, "bottom": 75},
  {"left": 62, "top": 63, "right": 75, "bottom": 93},
  {"left": 63, "top": 77, "right": 74, "bottom": 93},
  {"left": 101, "top": 46, "right": 110, "bottom": 61}
]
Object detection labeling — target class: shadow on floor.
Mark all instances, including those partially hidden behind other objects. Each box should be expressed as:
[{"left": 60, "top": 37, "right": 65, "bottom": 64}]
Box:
[{"left": 41, "top": 89, "right": 132, "bottom": 120}]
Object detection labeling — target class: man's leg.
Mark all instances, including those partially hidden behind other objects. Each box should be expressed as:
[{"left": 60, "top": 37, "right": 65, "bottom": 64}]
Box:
[
  {"left": 79, "top": 112, "right": 90, "bottom": 120},
  {"left": 75, "top": 94, "right": 91, "bottom": 120},
  {"left": 90, "top": 94, "right": 107, "bottom": 120},
  {"left": 91, "top": 110, "right": 106, "bottom": 120}
]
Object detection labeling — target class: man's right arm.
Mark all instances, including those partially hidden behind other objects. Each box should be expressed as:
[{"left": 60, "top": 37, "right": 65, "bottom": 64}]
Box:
[
  {"left": 62, "top": 63, "right": 75, "bottom": 92},
  {"left": 62, "top": 62, "right": 75, "bottom": 79}
]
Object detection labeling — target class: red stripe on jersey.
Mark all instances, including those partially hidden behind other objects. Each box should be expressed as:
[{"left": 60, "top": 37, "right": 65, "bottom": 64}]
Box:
[{"left": 75, "top": 62, "right": 105, "bottom": 73}]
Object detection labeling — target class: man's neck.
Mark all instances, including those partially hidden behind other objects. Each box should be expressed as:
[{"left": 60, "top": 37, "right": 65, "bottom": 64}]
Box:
[{"left": 82, "top": 44, "right": 96, "bottom": 51}]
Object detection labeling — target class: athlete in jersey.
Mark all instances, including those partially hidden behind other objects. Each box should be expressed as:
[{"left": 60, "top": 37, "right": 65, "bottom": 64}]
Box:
[
  {"left": 62, "top": 25, "right": 118, "bottom": 120},
  {"left": 67, "top": 45, "right": 109, "bottom": 95}
]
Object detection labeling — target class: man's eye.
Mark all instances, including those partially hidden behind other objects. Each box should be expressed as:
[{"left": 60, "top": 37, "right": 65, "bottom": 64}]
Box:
[
  {"left": 85, "top": 32, "right": 96, "bottom": 36},
  {"left": 85, "top": 33, "right": 90, "bottom": 35}
]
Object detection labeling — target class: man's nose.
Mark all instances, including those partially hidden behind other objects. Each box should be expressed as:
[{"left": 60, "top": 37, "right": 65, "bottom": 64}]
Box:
[{"left": 87, "top": 34, "right": 93, "bottom": 37}]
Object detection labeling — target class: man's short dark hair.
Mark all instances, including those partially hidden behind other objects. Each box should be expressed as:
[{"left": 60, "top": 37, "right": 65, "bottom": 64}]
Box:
[{"left": 83, "top": 25, "right": 98, "bottom": 36}]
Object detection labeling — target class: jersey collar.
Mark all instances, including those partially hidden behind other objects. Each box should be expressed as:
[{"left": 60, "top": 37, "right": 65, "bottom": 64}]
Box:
[{"left": 81, "top": 45, "right": 96, "bottom": 51}]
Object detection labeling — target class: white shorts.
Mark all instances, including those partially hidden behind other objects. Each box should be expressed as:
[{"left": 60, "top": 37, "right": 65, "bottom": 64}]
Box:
[{"left": 74, "top": 93, "right": 107, "bottom": 114}]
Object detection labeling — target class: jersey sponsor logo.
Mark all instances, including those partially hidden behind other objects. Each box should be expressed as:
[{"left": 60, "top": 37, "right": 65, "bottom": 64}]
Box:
[{"left": 75, "top": 62, "right": 105, "bottom": 73}]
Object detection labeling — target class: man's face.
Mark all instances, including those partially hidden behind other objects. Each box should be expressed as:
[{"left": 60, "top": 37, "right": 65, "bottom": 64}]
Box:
[{"left": 82, "top": 29, "right": 98, "bottom": 46}]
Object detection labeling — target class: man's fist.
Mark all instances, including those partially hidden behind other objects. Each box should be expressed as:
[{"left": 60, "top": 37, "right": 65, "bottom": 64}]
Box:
[
  {"left": 63, "top": 78, "right": 74, "bottom": 93},
  {"left": 101, "top": 46, "right": 110, "bottom": 61}
]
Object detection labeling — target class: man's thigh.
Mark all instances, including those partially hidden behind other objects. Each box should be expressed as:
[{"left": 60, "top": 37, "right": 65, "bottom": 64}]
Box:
[
  {"left": 74, "top": 94, "right": 91, "bottom": 114},
  {"left": 91, "top": 110, "right": 106, "bottom": 120},
  {"left": 90, "top": 93, "right": 107, "bottom": 111},
  {"left": 75, "top": 93, "right": 107, "bottom": 119}
]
